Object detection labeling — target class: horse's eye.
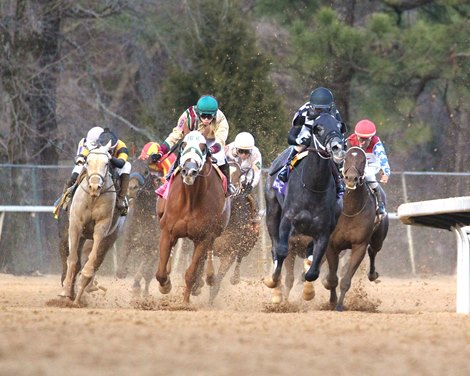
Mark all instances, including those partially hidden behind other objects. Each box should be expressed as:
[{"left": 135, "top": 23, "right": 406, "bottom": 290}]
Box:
[{"left": 200, "top": 144, "right": 206, "bottom": 153}]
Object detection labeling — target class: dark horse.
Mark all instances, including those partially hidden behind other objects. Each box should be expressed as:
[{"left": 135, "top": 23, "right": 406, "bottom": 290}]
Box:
[
  {"left": 156, "top": 131, "right": 231, "bottom": 304},
  {"left": 115, "top": 157, "right": 163, "bottom": 296},
  {"left": 208, "top": 161, "right": 260, "bottom": 304},
  {"left": 323, "top": 146, "right": 389, "bottom": 311},
  {"left": 264, "top": 112, "right": 345, "bottom": 291}
]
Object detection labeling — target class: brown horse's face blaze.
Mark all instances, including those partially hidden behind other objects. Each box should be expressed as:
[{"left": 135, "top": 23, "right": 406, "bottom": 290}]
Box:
[{"left": 343, "top": 148, "right": 366, "bottom": 190}]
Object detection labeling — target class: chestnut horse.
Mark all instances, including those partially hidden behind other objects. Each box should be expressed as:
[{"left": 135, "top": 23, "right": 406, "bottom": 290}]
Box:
[
  {"left": 208, "top": 161, "right": 260, "bottom": 304},
  {"left": 115, "top": 157, "right": 163, "bottom": 296},
  {"left": 60, "top": 143, "right": 118, "bottom": 306},
  {"left": 323, "top": 146, "right": 389, "bottom": 311},
  {"left": 156, "top": 131, "right": 231, "bottom": 304}
]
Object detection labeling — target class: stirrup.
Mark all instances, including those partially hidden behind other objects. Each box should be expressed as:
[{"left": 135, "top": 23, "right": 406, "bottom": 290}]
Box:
[{"left": 376, "top": 202, "right": 386, "bottom": 216}]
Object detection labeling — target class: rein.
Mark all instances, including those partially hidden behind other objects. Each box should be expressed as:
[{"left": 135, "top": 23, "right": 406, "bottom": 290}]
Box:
[{"left": 341, "top": 185, "right": 372, "bottom": 218}]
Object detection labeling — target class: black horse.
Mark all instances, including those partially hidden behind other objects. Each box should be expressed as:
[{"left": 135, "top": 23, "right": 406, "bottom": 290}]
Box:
[
  {"left": 115, "top": 158, "right": 163, "bottom": 297},
  {"left": 323, "top": 146, "right": 389, "bottom": 311},
  {"left": 264, "top": 112, "right": 345, "bottom": 290}
]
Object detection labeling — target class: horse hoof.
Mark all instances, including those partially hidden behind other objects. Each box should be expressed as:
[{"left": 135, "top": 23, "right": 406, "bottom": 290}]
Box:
[
  {"left": 368, "top": 272, "right": 379, "bottom": 282},
  {"left": 271, "top": 294, "right": 282, "bottom": 304},
  {"left": 335, "top": 305, "right": 344, "bottom": 312},
  {"left": 115, "top": 269, "right": 128, "bottom": 279},
  {"left": 206, "top": 275, "right": 215, "bottom": 286},
  {"left": 302, "top": 282, "right": 315, "bottom": 301},
  {"left": 159, "top": 280, "right": 172, "bottom": 294},
  {"left": 230, "top": 276, "right": 240, "bottom": 285},
  {"left": 263, "top": 277, "right": 278, "bottom": 289}
]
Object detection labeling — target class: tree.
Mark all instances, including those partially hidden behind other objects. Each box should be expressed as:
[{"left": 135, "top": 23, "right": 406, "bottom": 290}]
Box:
[{"left": 156, "top": 0, "right": 289, "bottom": 162}]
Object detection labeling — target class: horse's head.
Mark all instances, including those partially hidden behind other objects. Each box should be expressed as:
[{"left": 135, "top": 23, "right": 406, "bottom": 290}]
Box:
[
  {"left": 85, "top": 143, "right": 112, "bottom": 197},
  {"left": 342, "top": 147, "right": 366, "bottom": 190},
  {"left": 179, "top": 131, "right": 208, "bottom": 185},
  {"left": 309, "top": 113, "right": 345, "bottom": 163}
]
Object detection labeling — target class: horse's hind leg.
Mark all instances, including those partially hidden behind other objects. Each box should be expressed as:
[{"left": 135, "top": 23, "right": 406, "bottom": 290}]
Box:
[
  {"left": 336, "top": 244, "right": 368, "bottom": 311},
  {"left": 184, "top": 240, "right": 209, "bottom": 304},
  {"left": 209, "top": 251, "right": 236, "bottom": 305},
  {"left": 142, "top": 252, "right": 158, "bottom": 297},
  {"left": 230, "top": 255, "right": 243, "bottom": 285}
]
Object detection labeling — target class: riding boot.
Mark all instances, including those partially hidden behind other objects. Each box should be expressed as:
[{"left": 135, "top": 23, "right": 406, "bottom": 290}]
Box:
[
  {"left": 165, "top": 154, "right": 180, "bottom": 180},
  {"left": 373, "top": 186, "right": 386, "bottom": 215},
  {"left": 219, "top": 163, "right": 236, "bottom": 197},
  {"left": 116, "top": 173, "right": 130, "bottom": 215},
  {"left": 331, "top": 161, "right": 345, "bottom": 198},
  {"left": 277, "top": 148, "right": 298, "bottom": 183}
]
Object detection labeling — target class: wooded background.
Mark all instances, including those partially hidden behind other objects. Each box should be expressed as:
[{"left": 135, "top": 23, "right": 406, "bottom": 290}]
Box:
[{"left": 0, "top": 0, "right": 468, "bottom": 272}]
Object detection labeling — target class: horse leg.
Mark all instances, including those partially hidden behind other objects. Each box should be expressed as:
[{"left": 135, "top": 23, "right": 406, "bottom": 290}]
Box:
[
  {"left": 142, "top": 251, "right": 158, "bottom": 297},
  {"left": 323, "top": 245, "right": 340, "bottom": 309},
  {"left": 336, "top": 244, "right": 368, "bottom": 311},
  {"left": 132, "top": 262, "right": 144, "bottom": 296},
  {"left": 264, "top": 216, "right": 291, "bottom": 288},
  {"left": 184, "top": 240, "right": 209, "bottom": 304},
  {"left": 209, "top": 251, "right": 237, "bottom": 305},
  {"left": 367, "top": 245, "right": 380, "bottom": 282},
  {"left": 230, "top": 255, "right": 243, "bottom": 285},
  {"left": 205, "top": 249, "right": 215, "bottom": 286},
  {"left": 74, "top": 229, "right": 108, "bottom": 306},
  {"left": 284, "top": 251, "right": 295, "bottom": 302},
  {"left": 60, "top": 223, "right": 81, "bottom": 299},
  {"left": 156, "top": 230, "right": 173, "bottom": 294},
  {"left": 305, "top": 234, "right": 329, "bottom": 282}
]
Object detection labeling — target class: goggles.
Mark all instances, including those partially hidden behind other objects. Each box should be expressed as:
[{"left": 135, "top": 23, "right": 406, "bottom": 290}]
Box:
[
  {"left": 237, "top": 149, "right": 251, "bottom": 155},
  {"left": 357, "top": 136, "right": 372, "bottom": 142},
  {"left": 199, "top": 113, "right": 214, "bottom": 120}
]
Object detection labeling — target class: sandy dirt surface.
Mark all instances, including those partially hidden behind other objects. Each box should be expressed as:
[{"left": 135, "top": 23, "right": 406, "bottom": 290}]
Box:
[{"left": 0, "top": 269, "right": 469, "bottom": 376}]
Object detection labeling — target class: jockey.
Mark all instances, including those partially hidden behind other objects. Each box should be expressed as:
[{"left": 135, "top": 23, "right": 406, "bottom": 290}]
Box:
[
  {"left": 347, "top": 119, "right": 390, "bottom": 215},
  {"left": 140, "top": 142, "right": 176, "bottom": 177},
  {"left": 277, "top": 87, "right": 347, "bottom": 196},
  {"left": 225, "top": 132, "right": 262, "bottom": 193},
  {"left": 64, "top": 126, "right": 104, "bottom": 191},
  {"left": 150, "top": 94, "right": 236, "bottom": 196},
  {"left": 96, "top": 128, "right": 131, "bottom": 214}
]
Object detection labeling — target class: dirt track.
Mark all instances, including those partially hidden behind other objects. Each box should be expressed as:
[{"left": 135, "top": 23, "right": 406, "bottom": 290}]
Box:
[{"left": 0, "top": 271, "right": 469, "bottom": 376}]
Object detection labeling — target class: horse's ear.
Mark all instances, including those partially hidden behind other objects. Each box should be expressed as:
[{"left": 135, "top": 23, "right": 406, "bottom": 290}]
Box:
[{"left": 313, "top": 124, "right": 325, "bottom": 136}]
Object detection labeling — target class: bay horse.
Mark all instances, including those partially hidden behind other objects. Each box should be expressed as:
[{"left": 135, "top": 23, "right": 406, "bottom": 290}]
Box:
[
  {"left": 323, "top": 146, "right": 389, "bottom": 311},
  {"left": 115, "top": 157, "right": 163, "bottom": 296},
  {"left": 156, "top": 131, "right": 231, "bottom": 304},
  {"left": 264, "top": 112, "right": 345, "bottom": 293},
  {"left": 60, "top": 143, "right": 118, "bottom": 306},
  {"left": 208, "top": 161, "right": 260, "bottom": 304}
]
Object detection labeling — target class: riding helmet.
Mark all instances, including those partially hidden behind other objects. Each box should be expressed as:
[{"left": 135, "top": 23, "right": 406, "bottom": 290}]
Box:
[
  {"left": 196, "top": 95, "right": 218, "bottom": 116},
  {"left": 354, "top": 119, "right": 377, "bottom": 138},
  {"left": 309, "top": 87, "right": 334, "bottom": 109},
  {"left": 234, "top": 132, "right": 255, "bottom": 150},
  {"left": 98, "top": 128, "right": 119, "bottom": 148}
]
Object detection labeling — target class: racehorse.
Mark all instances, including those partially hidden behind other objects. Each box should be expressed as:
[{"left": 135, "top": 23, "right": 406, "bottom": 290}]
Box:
[
  {"left": 264, "top": 112, "right": 345, "bottom": 293},
  {"left": 60, "top": 143, "right": 119, "bottom": 306},
  {"left": 323, "top": 146, "right": 389, "bottom": 311},
  {"left": 115, "top": 157, "right": 163, "bottom": 296},
  {"left": 208, "top": 161, "right": 260, "bottom": 304},
  {"left": 155, "top": 131, "right": 231, "bottom": 304}
]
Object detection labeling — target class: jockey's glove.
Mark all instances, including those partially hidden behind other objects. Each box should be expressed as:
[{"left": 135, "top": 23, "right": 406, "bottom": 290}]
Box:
[
  {"left": 75, "top": 155, "right": 86, "bottom": 165},
  {"left": 150, "top": 152, "right": 163, "bottom": 163},
  {"left": 209, "top": 143, "right": 221, "bottom": 155}
]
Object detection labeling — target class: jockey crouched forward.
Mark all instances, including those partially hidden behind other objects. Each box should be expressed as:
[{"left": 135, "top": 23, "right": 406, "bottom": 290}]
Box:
[
  {"left": 225, "top": 131, "right": 263, "bottom": 221},
  {"left": 61, "top": 127, "right": 131, "bottom": 216},
  {"left": 277, "top": 87, "right": 347, "bottom": 197},
  {"left": 347, "top": 119, "right": 390, "bottom": 216},
  {"left": 150, "top": 95, "right": 236, "bottom": 197}
]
